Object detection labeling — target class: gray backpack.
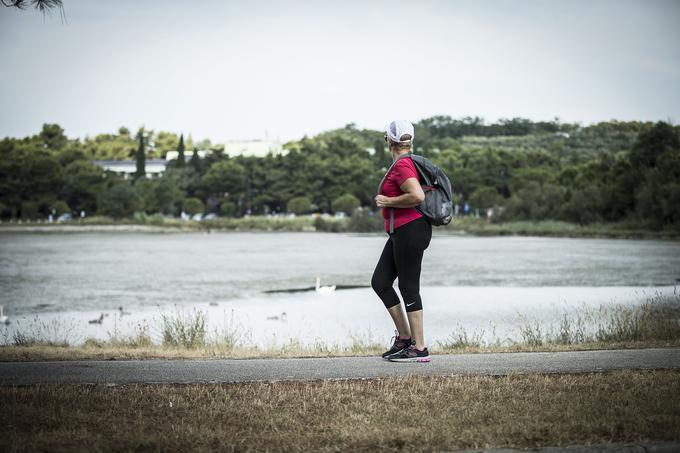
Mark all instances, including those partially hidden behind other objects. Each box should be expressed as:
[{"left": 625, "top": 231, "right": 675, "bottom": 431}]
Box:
[{"left": 377, "top": 152, "right": 454, "bottom": 233}]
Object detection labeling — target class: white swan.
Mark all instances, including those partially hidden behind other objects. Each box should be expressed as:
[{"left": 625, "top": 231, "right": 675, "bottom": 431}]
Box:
[
  {"left": 315, "top": 277, "right": 336, "bottom": 293},
  {"left": 0, "top": 305, "right": 9, "bottom": 325}
]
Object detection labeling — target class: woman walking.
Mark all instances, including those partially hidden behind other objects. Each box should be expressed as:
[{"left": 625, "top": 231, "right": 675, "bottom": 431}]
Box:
[{"left": 372, "top": 120, "right": 432, "bottom": 363}]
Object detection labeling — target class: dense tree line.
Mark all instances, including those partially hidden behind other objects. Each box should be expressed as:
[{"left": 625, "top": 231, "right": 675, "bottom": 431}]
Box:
[{"left": 0, "top": 118, "right": 678, "bottom": 230}]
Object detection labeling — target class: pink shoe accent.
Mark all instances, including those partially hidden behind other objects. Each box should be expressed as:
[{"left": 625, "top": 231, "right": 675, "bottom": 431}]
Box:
[{"left": 416, "top": 357, "right": 431, "bottom": 363}]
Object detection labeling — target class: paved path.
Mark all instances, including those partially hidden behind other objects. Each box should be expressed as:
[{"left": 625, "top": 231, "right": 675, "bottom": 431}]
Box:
[
  {"left": 1, "top": 347, "right": 679, "bottom": 385},
  {"left": 449, "top": 441, "right": 680, "bottom": 453}
]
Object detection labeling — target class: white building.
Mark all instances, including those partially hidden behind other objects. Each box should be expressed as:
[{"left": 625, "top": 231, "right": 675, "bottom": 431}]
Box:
[
  {"left": 93, "top": 159, "right": 168, "bottom": 179},
  {"left": 165, "top": 149, "right": 210, "bottom": 161},
  {"left": 223, "top": 140, "right": 285, "bottom": 158},
  {"left": 93, "top": 142, "right": 285, "bottom": 178},
  {"left": 94, "top": 149, "right": 211, "bottom": 178}
]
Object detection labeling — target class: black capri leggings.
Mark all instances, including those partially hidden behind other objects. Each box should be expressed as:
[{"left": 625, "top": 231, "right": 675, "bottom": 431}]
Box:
[{"left": 371, "top": 216, "right": 432, "bottom": 312}]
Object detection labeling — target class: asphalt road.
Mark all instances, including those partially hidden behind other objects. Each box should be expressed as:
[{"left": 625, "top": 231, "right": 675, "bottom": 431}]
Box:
[
  {"left": 450, "top": 441, "right": 680, "bottom": 453},
  {"left": 1, "top": 347, "right": 679, "bottom": 385}
]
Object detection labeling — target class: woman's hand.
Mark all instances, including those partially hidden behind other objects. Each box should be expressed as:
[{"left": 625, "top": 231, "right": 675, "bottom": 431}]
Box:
[{"left": 374, "top": 194, "right": 391, "bottom": 208}]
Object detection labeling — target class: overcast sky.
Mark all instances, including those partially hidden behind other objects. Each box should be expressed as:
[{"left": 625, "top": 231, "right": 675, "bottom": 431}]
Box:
[{"left": 1, "top": 0, "right": 679, "bottom": 143}]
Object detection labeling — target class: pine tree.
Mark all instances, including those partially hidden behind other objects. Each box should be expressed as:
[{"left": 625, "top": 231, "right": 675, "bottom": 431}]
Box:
[
  {"left": 135, "top": 129, "right": 146, "bottom": 180},
  {"left": 176, "top": 133, "right": 185, "bottom": 167},
  {"left": 189, "top": 146, "right": 201, "bottom": 171}
]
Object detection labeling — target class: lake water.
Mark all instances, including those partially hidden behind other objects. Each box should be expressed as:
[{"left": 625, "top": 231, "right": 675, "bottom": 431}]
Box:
[{"left": 1, "top": 231, "right": 679, "bottom": 347}]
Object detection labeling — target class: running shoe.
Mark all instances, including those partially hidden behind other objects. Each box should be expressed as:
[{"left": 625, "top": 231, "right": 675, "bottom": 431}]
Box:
[
  {"left": 381, "top": 331, "right": 414, "bottom": 359},
  {"left": 387, "top": 345, "right": 431, "bottom": 363}
]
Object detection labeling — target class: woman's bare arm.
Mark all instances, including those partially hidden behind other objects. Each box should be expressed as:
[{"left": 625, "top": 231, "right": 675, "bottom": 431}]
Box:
[{"left": 374, "top": 178, "right": 425, "bottom": 208}]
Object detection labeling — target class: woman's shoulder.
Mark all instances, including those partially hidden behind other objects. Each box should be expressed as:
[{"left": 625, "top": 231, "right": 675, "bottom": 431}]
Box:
[
  {"left": 394, "top": 156, "right": 417, "bottom": 171},
  {"left": 394, "top": 155, "right": 415, "bottom": 166},
  {"left": 389, "top": 156, "right": 419, "bottom": 183}
]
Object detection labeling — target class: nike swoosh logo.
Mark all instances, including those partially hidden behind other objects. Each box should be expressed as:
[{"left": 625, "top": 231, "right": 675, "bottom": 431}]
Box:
[{"left": 406, "top": 302, "right": 415, "bottom": 307}]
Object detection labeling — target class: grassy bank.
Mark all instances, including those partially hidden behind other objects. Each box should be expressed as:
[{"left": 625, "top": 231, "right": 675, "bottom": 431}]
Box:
[
  {"left": 2, "top": 369, "right": 679, "bottom": 452},
  {"left": 444, "top": 217, "right": 680, "bottom": 239},
  {"left": 2, "top": 339, "right": 679, "bottom": 362},
  {"left": 2, "top": 291, "right": 679, "bottom": 361},
  {"left": 2, "top": 213, "right": 678, "bottom": 239}
]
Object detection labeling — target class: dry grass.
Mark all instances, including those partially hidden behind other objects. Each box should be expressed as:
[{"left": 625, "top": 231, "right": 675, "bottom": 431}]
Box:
[
  {"left": 2, "top": 290, "right": 679, "bottom": 362},
  {"left": 0, "top": 341, "right": 387, "bottom": 362},
  {"left": 1, "top": 290, "right": 677, "bottom": 363},
  {"left": 1, "top": 369, "right": 679, "bottom": 452},
  {"left": 1, "top": 338, "right": 680, "bottom": 362}
]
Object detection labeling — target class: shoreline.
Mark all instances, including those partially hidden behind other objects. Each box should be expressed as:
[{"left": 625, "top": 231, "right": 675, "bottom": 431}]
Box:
[
  {"left": 1, "top": 219, "right": 678, "bottom": 240},
  {"left": 2, "top": 338, "right": 680, "bottom": 362},
  {"left": 0, "top": 224, "right": 192, "bottom": 233},
  {"left": 3, "top": 289, "right": 678, "bottom": 362}
]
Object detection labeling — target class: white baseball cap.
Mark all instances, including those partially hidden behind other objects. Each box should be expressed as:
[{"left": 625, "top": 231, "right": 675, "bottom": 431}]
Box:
[{"left": 384, "top": 120, "right": 414, "bottom": 143}]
